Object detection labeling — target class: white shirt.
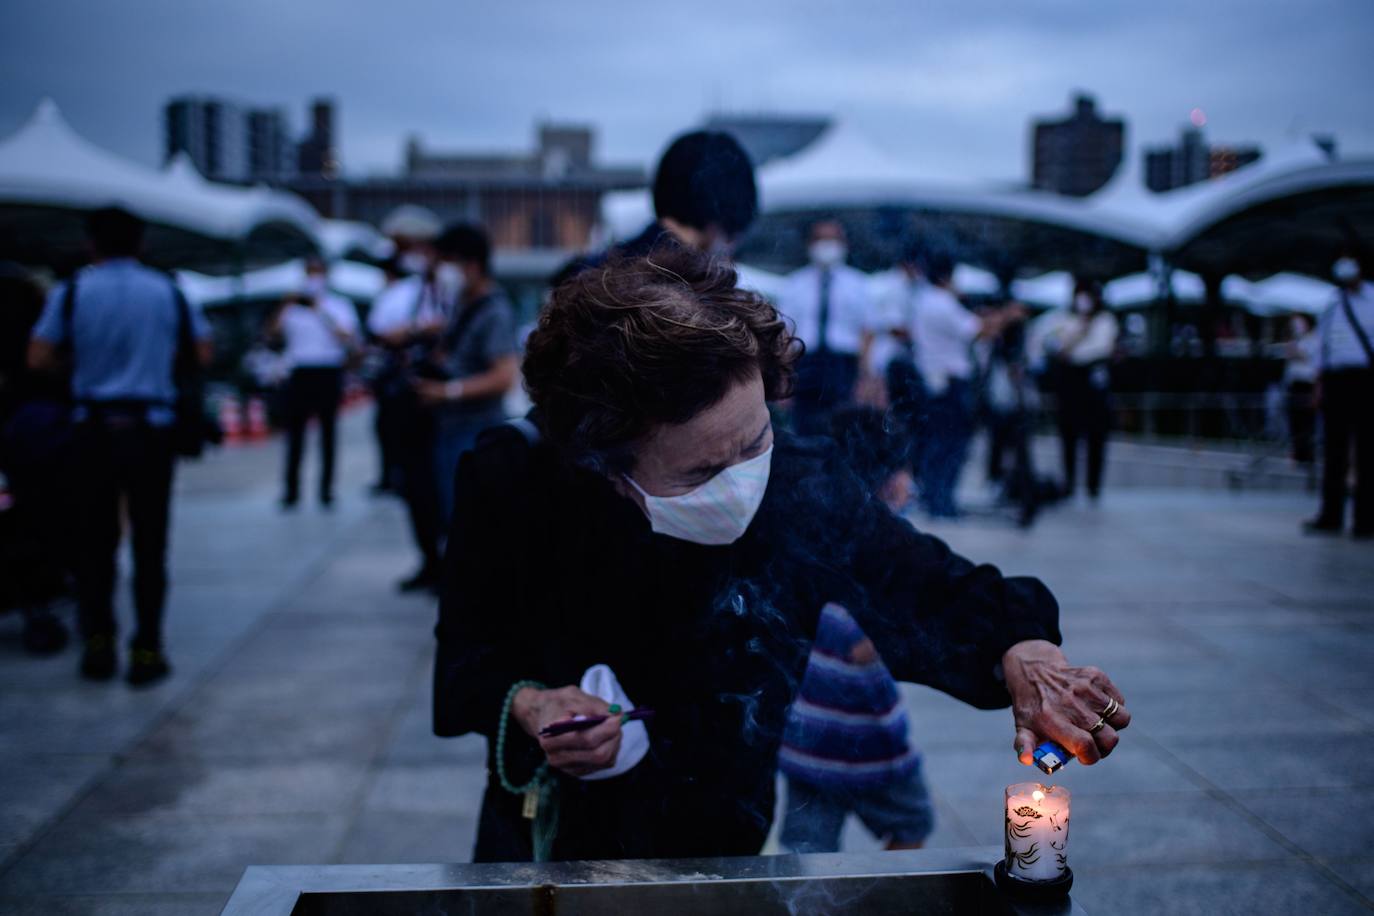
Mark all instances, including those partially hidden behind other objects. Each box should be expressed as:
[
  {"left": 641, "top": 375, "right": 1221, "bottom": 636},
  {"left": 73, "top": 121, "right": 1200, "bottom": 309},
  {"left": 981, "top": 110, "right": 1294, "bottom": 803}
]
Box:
[
  {"left": 1317, "top": 282, "right": 1374, "bottom": 371},
  {"left": 912, "top": 285, "right": 981, "bottom": 393},
  {"left": 779, "top": 263, "right": 874, "bottom": 357},
  {"left": 1284, "top": 331, "right": 1319, "bottom": 384},
  {"left": 866, "top": 269, "right": 921, "bottom": 373},
  {"left": 1033, "top": 310, "right": 1119, "bottom": 366},
  {"left": 280, "top": 293, "right": 359, "bottom": 368},
  {"left": 366, "top": 276, "right": 449, "bottom": 336}
]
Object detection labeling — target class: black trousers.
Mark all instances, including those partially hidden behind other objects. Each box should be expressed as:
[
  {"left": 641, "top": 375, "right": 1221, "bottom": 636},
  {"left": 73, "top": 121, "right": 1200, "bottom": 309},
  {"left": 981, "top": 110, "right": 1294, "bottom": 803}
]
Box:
[
  {"left": 1317, "top": 368, "right": 1374, "bottom": 531},
  {"left": 283, "top": 367, "right": 343, "bottom": 502},
  {"left": 73, "top": 418, "right": 175, "bottom": 648},
  {"left": 887, "top": 358, "right": 928, "bottom": 476},
  {"left": 1056, "top": 365, "right": 1111, "bottom": 497},
  {"left": 398, "top": 400, "right": 441, "bottom": 572},
  {"left": 1287, "top": 380, "right": 1316, "bottom": 465}
]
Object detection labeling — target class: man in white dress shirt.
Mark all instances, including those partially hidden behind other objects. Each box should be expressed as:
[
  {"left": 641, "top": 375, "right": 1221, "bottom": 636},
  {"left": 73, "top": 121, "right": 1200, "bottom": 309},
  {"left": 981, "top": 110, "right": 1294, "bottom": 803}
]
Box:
[
  {"left": 1306, "top": 252, "right": 1374, "bottom": 538},
  {"left": 911, "top": 252, "right": 1023, "bottom": 517},
  {"left": 779, "top": 221, "right": 874, "bottom": 435}
]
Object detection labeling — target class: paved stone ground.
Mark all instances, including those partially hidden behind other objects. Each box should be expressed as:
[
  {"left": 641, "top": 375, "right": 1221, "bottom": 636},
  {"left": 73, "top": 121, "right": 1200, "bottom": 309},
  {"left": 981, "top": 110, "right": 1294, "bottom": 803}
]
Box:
[{"left": 0, "top": 412, "right": 1370, "bottom": 914}]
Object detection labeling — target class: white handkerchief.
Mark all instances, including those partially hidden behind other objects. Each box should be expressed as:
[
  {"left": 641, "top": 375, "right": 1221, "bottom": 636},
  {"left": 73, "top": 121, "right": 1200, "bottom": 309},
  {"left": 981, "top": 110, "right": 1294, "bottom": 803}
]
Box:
[{"left": 577, "top": 663, "right": 649, "bottom": 781}]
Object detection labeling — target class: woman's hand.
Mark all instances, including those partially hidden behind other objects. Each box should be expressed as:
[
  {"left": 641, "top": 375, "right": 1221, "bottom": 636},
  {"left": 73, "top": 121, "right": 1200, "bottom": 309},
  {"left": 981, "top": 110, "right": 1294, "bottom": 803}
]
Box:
[
  {"left": 1002, "top": 640, "right": 1130, "bottom": 766},
  {"left": 511, "top": 685, "right": 623, "bottom": 778}
]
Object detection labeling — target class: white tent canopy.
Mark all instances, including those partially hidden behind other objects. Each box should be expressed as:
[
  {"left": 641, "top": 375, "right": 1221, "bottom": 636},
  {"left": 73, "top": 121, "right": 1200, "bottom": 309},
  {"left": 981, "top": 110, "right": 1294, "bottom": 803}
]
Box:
[
  {"left": 755, "top": 121, "right": 1162, "bottom": 254},
  {"left": 1103, "top": 270, "right": 1207, "bottom": 309},
  {"left": 178, "top": 258, "right": 386, "bottom": 309},
  {"left": 759, "top": 121, "right": 932, "bottom": 205},
  {"left": 1010, "top": 271, "right": 1075, "bottom": 309},
  {"left": 1222, "top": 273, "right": 1335, "bottom": 316},
  {"left": 0, "top": 100, "right": 320, "bottom": 272},
  {"left": 595, "top": 120, "right": 1371, "bottom": 284},
  {"left": 318, "top": 219, "right": 391, "bottom": 262},
  {"left": 953, "top": 263, "right": 1001, "bottom": 297}
]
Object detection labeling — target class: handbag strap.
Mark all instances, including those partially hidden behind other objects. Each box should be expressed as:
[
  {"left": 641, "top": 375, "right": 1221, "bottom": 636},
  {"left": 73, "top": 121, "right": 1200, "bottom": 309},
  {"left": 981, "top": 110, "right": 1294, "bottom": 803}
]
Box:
[{"left": 1339, "top": 289, "right": 1374, "bottom": 367}]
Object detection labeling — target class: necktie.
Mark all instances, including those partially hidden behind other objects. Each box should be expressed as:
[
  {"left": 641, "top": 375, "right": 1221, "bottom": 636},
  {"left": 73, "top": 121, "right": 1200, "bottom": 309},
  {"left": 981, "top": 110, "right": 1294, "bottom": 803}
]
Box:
[{"left": 816, "top": 268, "right": 832, "bottom": 355}]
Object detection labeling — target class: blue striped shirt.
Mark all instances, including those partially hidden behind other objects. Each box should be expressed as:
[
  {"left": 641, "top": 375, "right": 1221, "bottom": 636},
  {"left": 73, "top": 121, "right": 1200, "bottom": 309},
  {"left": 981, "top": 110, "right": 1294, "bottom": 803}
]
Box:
[{"left": 779, "top": 603, "right": 917, "bottom": 789}]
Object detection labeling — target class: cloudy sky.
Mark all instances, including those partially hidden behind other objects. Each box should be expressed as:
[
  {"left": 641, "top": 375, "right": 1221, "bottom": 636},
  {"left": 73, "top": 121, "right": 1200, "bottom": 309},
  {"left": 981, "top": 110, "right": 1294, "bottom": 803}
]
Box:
[{"left": 2, "top": 0, "right": 1371, "bottom": 182}]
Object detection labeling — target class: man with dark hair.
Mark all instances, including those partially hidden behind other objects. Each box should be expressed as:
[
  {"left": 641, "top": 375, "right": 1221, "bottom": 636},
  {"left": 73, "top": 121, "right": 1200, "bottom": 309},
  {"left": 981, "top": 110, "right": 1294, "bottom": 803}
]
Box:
[
  {"left": 553, "top": 129, "right": 757, "bottom": 286},
  {"left": 269, "top": 256, "right": 360, "bottom": 508},
  {"left": 910, "top": 251, "right": 1022, "bottom": 517},
  {"left": 84, "top": 206, "right": 145, "bottom": 258},
  {"left": 27, "top": 206, "right": 212, "bottom": 685},
  {"left": 413, "top": 222, "right": 519, "bottom": 538},
  {"left": 367, "top": 217, "right": 449, "bottom": 590}
]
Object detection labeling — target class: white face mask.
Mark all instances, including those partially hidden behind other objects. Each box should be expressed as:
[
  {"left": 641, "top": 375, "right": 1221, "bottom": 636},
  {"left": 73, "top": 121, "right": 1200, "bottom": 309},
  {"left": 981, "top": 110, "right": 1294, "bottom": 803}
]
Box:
[
  {"left": 399, "top": 251, "right": 430, "bottom": 275},
  {"left": 625, "top": 445, "right": 773, "bottom": 545},
  {"left": 302, "top": 275, "right": 327, "bottom": 297},
  {"left": 808, "top": 239, "right": 847, "bottom": 267},
  {"left": 434, "top": 261, "right": 465, "bottom": 300},
  {"left": 1333, "top": 257, "right": 1360, "bottom": 283},
  {"left": 1072, "top": 293, "right": 1094, "bottom": 315}
]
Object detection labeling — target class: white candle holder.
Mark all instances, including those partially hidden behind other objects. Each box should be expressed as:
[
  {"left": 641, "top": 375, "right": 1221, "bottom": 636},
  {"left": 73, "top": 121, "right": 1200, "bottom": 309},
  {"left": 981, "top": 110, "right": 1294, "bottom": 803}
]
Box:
[{"left": 995, "top": 782, "right": 1073, "bottom": 901}]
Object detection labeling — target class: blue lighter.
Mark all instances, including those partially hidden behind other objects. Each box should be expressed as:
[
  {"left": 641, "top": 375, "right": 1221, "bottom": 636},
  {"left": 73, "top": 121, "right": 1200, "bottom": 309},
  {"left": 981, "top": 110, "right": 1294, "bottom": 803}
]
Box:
[{"left": 1032, "top": 741, "right": 1071, "bottom": 775}]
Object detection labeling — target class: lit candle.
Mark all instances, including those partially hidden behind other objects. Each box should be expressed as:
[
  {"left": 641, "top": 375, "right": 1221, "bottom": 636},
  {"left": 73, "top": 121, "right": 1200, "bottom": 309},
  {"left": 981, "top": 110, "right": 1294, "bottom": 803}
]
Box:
[{"left": 1003, "top": 782, "right": 1071, "bottom": 883}]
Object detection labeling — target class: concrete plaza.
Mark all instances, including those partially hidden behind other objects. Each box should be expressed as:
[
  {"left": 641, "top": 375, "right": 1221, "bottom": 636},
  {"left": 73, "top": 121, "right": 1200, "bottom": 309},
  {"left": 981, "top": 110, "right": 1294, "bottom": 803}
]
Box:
[{"left": 0, "top": 413, "right": 1371, "bottom": 914}]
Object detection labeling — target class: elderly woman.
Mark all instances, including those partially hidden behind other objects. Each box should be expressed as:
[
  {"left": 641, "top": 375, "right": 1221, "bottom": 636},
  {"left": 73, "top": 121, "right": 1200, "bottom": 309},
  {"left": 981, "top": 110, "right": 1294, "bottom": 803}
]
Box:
[{"left": 434, "top": 247, "right": 1130, "bottom": 863}]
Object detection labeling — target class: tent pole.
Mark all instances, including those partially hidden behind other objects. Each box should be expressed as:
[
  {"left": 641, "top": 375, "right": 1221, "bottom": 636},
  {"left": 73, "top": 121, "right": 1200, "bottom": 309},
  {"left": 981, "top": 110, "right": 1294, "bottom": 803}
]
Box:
[
  {"left": 1202, "top": 273, "right": 1224, "bottom": 360},
  {"left": 1151, "top": 253, "right": 1174, "bottom": 360}
]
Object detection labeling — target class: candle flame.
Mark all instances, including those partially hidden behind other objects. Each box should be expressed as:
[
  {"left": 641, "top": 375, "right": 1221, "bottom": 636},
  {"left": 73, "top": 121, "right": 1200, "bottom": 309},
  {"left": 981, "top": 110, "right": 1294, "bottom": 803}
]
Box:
[{"left": 1032, "top": 789, "right": 1045, "bottom": 802}]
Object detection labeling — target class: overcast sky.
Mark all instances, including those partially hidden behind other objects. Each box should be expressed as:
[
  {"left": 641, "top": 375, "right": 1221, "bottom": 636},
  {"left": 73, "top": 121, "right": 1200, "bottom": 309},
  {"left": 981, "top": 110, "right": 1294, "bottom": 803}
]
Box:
[{"left": 2, "top": 0, "right": 1371, "bottom": 183}]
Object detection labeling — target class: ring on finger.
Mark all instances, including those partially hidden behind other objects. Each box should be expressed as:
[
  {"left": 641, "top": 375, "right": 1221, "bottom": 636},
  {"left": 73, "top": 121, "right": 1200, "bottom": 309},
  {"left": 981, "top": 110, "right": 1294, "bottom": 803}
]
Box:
[
  {"left": 1099, "top": 697, "right": 1120, "bottom": 719},
  {"left": 1089, "top": 716, "right": 1107, "bottom": 734}
]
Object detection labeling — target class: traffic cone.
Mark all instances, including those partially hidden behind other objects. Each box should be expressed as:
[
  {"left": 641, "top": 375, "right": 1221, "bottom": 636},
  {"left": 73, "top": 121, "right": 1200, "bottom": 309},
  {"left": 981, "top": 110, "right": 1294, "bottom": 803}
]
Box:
[
  {"left": 246, "top": 397, "right": 270, "bottom": 441},
  {"left": 219, "top": 396, "right": 244, "bottom": 444}
]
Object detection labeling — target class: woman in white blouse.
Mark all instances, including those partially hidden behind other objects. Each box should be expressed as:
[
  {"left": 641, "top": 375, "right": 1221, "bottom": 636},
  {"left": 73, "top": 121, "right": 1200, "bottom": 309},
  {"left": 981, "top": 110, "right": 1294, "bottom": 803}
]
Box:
[{"left": 1037, "top": 280, "right": 1119, "bottom": 501}]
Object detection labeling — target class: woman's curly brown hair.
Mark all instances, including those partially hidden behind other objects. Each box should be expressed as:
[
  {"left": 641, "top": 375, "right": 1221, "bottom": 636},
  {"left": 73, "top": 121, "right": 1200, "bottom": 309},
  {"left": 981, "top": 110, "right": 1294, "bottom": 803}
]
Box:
[{"left": 523, "top": 245, "right": 802, "bottom": 472}]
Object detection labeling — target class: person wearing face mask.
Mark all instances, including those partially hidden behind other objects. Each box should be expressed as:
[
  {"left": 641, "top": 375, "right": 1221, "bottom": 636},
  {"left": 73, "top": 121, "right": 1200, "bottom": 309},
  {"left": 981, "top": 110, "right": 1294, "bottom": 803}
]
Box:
[
  {"left": 269, "top": 257, "right": 361, "bottom": 509},
  {"left": 433, "top": 246, "right": 1131, "bottom": 863},
  {"left": 1305, "top": 252, "right": 1374, "bottom": 538},
  {"left": 411, "top": 223, "right": 519, "bottom": 533},
  {"left": 1037, "top": 279, "right": 1118, "bottom": 502},
  {"left": 778, "top": 221, "right": 876, "bottom": 437},
  {"left": 367, "top": 224, "right": 456, "bottom": 591}
]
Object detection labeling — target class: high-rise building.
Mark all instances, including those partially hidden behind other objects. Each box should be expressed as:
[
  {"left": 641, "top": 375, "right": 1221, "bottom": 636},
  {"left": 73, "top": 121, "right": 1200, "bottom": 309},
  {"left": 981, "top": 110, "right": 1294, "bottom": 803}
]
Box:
[
  {"left": 288, "top": 120, "right": 644, "bottom": 252},
  {"left": 296, "top": 98, "right": 338, "bottom": 178},
  {"left": 164, "top": 96, "right": 250, "bottom": 182},
  {"left": 247, "top": 108, "right": 294, "bottom": 182},
  {"left": 701, "top": 113, "right": 831, "bottom": 167},
  {"left": 1030, "top": 94, "right": 1125, "bottom": 197},
  {"left": 1144, "top": 127, "right": 1261, "bottom": 192},
  {"left": 165, "top": 96, "right": 301, "bottom": 183}
]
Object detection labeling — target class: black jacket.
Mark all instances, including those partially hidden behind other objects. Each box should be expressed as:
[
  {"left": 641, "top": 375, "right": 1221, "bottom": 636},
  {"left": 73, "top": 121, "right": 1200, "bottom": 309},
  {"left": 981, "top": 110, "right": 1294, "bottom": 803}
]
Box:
[{"left": 434, "top": 426, "right": 1060, "bottom": 862}]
